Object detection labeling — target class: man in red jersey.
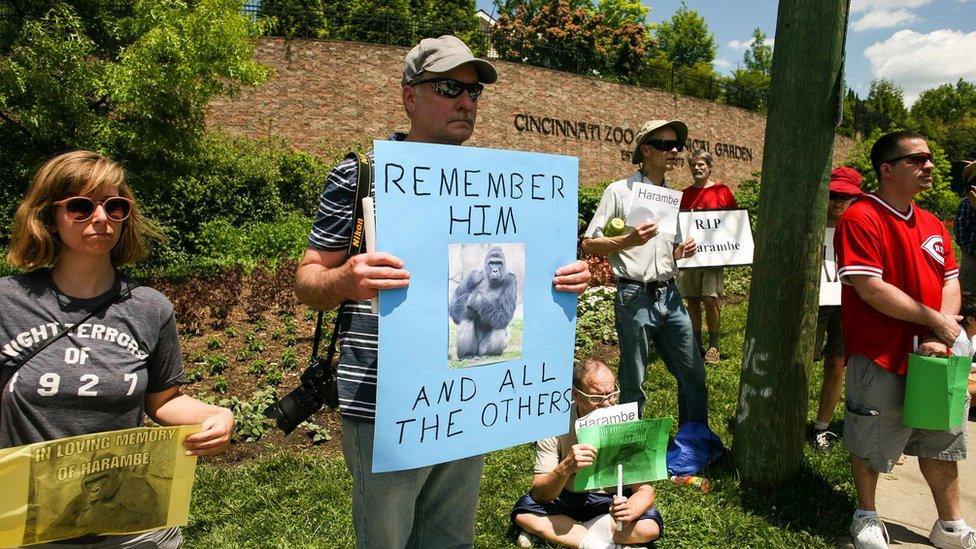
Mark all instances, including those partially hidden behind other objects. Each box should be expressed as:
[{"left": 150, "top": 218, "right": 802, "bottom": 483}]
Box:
[
  {"left": 677, "top": 150, "right": 738, "bottom": 364},
  {"left": 835, "top": 131, "right": 971, "bottom": 549}
]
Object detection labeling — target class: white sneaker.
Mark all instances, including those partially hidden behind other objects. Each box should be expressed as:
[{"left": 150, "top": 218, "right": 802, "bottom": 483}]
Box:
[
  {"left": 930, "top": 521, "right": 976, "bottom": 549},
  {"left": 850, "top": 514, "right": 889, "bottom": 549},
  {"left": 515, "top": 529, "right": 538, "bottom": 548}
]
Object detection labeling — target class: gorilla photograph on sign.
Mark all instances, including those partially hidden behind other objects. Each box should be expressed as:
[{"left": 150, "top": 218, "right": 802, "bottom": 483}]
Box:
[{"left": 448, "top": 243, "right": 525, "bottom": 368}]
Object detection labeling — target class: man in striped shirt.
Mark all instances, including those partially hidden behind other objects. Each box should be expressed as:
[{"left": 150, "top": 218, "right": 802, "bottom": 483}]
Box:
[
  {"left": 294, "top": 35, "right": 591, "bottom": 549},
  {"left": 835, "top": 131, "right": 971, "bottom": 549}
]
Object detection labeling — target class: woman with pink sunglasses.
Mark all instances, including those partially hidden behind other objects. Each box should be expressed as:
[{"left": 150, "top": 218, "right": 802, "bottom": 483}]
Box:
[{"left": 1, "top": 150, "right": 233, "bottom": 547}]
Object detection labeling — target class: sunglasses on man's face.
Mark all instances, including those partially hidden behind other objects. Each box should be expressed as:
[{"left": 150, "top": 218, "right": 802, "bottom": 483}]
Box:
[
  {"left": 413, "top": 78, "right": 484, "bottom": 102},
  {"left": 574, "top": 385, "right": 621, "bottom": 406},
  {"left": 883, "top": 152, "right": 932, "bottom": 166},
  {"left": 645, "top": 139, "right": 685, "bottom": 152},
  {"left": 51, "top": 196, "right": 133, "bottom": 222},
  {"left": 829, "top": 192, "right": 858, "bottom": 202}
]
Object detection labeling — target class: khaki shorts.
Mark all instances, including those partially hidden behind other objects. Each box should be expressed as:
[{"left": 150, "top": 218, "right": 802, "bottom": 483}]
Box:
[
  {"left": 814, "top": 306, "right": 844, "bottom": 360},
  {"left": 843, "top": 355, "right": 968, "bottom": 473},
  {"left": 677, "top": 268, "right": 724, "bottom": 298}
]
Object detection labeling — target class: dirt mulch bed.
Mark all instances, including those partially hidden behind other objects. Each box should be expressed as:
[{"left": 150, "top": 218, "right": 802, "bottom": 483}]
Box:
[{"left": 150, "top": 262, "right": 344, "bottom": 466}]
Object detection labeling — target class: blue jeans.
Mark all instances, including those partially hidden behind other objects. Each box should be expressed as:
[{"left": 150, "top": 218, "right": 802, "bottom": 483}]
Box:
[
  {"left": 614, "top": 279, "right": 709, "bottom": 425},
  {"left": 341, "top": 418, "right": 485, "bottom": 549}
]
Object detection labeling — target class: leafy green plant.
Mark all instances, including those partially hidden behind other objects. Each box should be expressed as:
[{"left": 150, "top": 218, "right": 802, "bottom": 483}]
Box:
[
  {"left": 186, "top": 367, "right": 206, "bottom": 383},
  {"left": 206, "top": 337, "right": 222, "bottom": 350},
  {"left": 211, "top": 375, "right": 228, "bottom": 394},
  {"left": 578, "top": 183, "right": 609, "bottom": 228},
  {"left": 249, "top": 359, "right": 269, "bottom": 376},
  {"left": 724, "top": 267, "right": 753, "bottom": 297},
  {"left": 264, "top": 369, "right": 283, "bottom": 387},
  {"left": 280, "top": 348, "right": 298, "bottom": 371},
  {"left": 733, "top": 171, "right": 762, "bottom": 229},
  {"left": 206, "top": 354, "right": 228, "bottom": 375},
  {"left": 220, "top": 388, "right": 277, "bottom": 443},
  {"left": 575, "top": 286, "right": 618, "bottom": 355},
  {"left": 300, "top": 421, "right": 332, "bottom": 444}
]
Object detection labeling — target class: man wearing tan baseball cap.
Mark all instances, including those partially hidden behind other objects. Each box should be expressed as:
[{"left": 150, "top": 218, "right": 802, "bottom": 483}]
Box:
[
  {"left": 954, "top": 160, "right": 976, "bottom": 293},
  {"left": 580, "top": 119, "right": 710, "bottom": 429},
  {"left": 294, "top": 35, "right": 591, "bottom": 549}
]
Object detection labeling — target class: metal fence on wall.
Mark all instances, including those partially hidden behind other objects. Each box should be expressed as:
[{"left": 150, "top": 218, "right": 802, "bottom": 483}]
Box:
[{"left": 242, "top": 1, "right": 889, "bottom": 134}]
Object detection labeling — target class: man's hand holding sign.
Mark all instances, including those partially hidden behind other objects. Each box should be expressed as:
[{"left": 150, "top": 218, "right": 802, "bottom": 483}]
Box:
[{"left": 511, "top": 360, "right": 664, "bottom": 548}]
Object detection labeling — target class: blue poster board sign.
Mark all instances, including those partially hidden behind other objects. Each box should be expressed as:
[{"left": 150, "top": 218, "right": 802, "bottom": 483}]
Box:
[{"left": 372, "top": 140, "right": 579, "bottom": 472}]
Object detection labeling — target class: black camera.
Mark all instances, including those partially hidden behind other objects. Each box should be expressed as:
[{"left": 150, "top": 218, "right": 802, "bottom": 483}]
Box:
[{"left": 264, "top": 356, "right": 339, "bottom": 435}]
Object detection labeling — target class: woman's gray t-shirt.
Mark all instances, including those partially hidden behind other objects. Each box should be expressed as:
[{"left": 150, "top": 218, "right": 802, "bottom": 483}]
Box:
[{"left": 0, "top": 270, "right": 184, "bottom": 448}]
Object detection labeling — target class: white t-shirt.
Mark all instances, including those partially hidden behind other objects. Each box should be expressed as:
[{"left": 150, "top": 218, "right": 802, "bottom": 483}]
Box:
[
  {"left": 584, "top": 171, "right": 681, "bottom": 283},
  {"left": 949, "top": 329, "right": 976, "bottom": 372}
]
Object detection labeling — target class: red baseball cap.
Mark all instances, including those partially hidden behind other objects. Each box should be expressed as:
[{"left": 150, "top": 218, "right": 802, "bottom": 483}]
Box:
[{"left": 829, "top": 166, "right": 863, "bottom": 196}]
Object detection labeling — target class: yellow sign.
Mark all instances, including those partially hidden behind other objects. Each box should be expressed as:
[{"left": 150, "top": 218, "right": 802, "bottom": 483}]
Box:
[{"left": 0, "top": 426, "right": 199, "bottom": 547}]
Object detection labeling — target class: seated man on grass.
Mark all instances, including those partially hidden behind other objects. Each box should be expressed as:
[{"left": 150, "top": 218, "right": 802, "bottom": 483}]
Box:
[{"left": 511, "top": 359, "right": 663, "bottom": 549}]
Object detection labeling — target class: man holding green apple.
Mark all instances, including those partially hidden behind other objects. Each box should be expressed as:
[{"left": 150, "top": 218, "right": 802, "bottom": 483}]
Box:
[{"left": 580, "top": 119, "right": 707, "bottom": 427}]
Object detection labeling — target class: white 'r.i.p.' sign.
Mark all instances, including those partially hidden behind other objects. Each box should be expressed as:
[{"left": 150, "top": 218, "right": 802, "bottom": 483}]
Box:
[{"left": 676, "top": 208, "right": 754, "bottom": 268}]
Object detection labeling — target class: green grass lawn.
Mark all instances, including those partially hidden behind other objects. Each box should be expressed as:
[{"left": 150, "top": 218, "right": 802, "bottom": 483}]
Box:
[{"left": 184, "top": 300, "right": 857, "bottom": 548}]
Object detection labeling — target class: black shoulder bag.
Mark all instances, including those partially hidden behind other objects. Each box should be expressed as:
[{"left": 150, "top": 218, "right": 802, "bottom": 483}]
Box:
[
  {"left": 0, "top": 281, "right": 138, "bottom": 396},
  {"left": 265, "top": 152, "right": 372, "bottom": 435}
]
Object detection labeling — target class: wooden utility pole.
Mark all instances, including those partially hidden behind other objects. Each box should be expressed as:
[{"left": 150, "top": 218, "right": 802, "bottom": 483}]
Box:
[{"left": 732, "top": 0, "right": 850, "bottom": 485}]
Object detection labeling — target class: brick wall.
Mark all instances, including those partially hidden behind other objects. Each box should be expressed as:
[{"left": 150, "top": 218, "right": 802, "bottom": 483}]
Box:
[{"left": 208, "top": 38, "right": 855, "bottom": 190}]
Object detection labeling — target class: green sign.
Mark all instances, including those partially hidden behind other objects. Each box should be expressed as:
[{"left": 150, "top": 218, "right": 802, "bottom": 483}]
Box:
[{"left": 573, "top": 417, "right": 672, "bottom": 491}]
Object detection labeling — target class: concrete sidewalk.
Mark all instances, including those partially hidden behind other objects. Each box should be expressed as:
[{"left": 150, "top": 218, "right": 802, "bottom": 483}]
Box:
[{"left": 868, "top": 418, "right": 976, "bottom": 547}]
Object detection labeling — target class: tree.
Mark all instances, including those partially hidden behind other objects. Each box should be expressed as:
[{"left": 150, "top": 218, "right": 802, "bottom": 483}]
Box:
[
  {"left": 864, "top": 78, "right": 909, "bottom": 130},
  {"left": 597, "top": 0, "right": 649, "bottom": 28},
  {"left": 492, "top": 0, "right": 651, "bottom": 80},
  {"left": 911, "top": 79, "right": 976, "bottom": 161},
  {"left": 732, "top": 1, "right": 850, "bottom": 485},
  {"left": 258, "top": 0, "right": 330, "bottom": 38},
  {"left": 725, "top": 68, "right": 769, "bottom": 111},
  {"left": 258, "top": 0, "right": 479, "bottom": 47},
  {"left": 653, "top": 1, "right": 715, "bottom": 69},
  {"left": 0, "top": 0, "right": 268, "bottom": 239},
  {"left": 743, "top": 27, "right": 772, "bottom": 75},
  {"left": 839, "top": 88, "right": 862, "bottom": 137}
]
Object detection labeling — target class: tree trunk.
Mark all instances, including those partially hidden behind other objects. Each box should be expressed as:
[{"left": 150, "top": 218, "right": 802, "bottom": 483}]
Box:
[{"left": 732, "top": 0, "right": 851, "bottom": 485}]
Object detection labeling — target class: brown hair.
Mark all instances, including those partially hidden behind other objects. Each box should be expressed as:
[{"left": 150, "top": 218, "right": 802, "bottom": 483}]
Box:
[
  {"left": 573, "top": 358, "right": 611, "bottom": 389},
  {"left": 6, "top": 150, "right": 162, "bottom": 269}
]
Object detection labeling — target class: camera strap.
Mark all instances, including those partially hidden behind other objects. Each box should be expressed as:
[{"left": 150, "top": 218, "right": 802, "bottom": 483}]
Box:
[{"left": 311, "top": 151, "right": 373, "bottom": 384}]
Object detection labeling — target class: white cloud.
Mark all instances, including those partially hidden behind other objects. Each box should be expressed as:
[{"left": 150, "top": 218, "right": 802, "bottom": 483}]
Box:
[
  {"left": 864, "top": 28, "right": 976, "bottom": 105},
  {"left": 851, "top": 8, "right": 920, "bottom": 31},
  {"left": 714, "top": 58, "right": 732, "bottom": 69},
  {"left": 850, "top": 0, "right": 930, "bottom": 13},
  {"left": 727, "top": 37, "right": 775, "bottom": 51}
]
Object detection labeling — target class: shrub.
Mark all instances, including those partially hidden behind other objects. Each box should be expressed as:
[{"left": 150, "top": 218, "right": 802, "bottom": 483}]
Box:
[
  {"left": 579, "top": 182, "right": 609, "bottom": 227},
  {"left": 575, "top": 286, "right": 618, "bottom": 355},
  {"left": 134, "top": 132, "right": 327, "bottom": 268},
  {"left": 733, "top": 171, "right": 762, "bottom": 228}
]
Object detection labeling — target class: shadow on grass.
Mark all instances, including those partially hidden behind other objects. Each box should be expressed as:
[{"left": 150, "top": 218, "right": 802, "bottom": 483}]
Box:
[{"left": 736, "top": 462, "right": 856, "bottom": 544}]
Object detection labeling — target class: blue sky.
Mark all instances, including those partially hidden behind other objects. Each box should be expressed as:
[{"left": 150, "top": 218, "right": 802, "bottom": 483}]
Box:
[{"left": 475, "top": 0, "right": 976, "bottom": 106}]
